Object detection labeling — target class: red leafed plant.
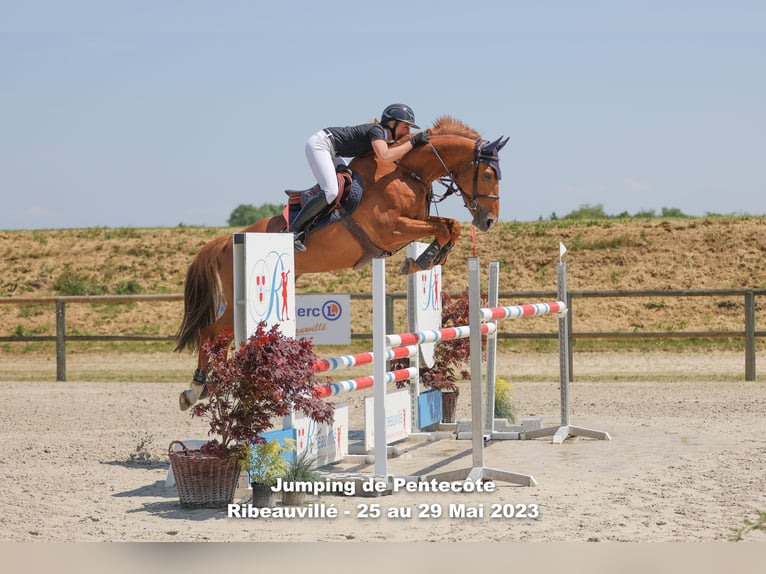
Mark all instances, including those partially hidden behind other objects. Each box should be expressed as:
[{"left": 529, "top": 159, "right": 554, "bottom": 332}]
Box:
[{"left": 191, "top": 322, "right": 334, "bottom": 457}]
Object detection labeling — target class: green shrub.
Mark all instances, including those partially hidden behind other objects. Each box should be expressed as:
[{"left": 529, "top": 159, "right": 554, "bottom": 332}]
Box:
[
  {"left": 494, "top": 377, "right": 516, "bottom": 423},
  {"left": 114, "top": 280, "right": 142, "bottom": 295},
  {"left": 729, "top": 509, "right": 766, "bottom": 541},
  {"left": 53, "top": 271, "right": 105, "bottom": 296},
  {"left": 228, "top": 203, "right": 283, "bottom": 227}
]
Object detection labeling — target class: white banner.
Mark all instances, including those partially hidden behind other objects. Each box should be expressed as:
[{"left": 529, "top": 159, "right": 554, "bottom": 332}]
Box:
[
  {"left": 233, "top": 233, "right": 295, "bottom": 345},
  {"left": 295, "top": 294, "right": 351, "bottom": 345},
  {"left": 407, "top": 242, "right": 442, "bottom": 368},
  {"left": 289, "top": 404, "right": 349, "bottom": 466},
  {"left": 363, "top": 389, "right": 412, "bottom": 452}
]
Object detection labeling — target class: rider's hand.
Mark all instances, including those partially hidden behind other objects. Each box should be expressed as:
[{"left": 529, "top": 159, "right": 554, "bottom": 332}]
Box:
[{"left": 411, "top": 131, "right": 430, "bottom": 148}]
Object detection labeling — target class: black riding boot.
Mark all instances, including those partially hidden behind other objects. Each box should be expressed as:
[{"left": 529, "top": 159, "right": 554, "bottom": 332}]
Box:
[{"left": 292, "top": 193, "right": 331, "bottom": 252}]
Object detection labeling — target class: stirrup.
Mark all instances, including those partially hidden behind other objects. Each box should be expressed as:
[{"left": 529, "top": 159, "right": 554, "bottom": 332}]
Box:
[{"left": 294, "top": 233, "right": 307, "bottom": 252}]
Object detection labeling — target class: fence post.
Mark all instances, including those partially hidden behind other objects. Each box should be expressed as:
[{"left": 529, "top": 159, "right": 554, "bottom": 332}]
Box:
[
  {"left": 484, "top": 261, "right": 500, "bottom": 435},
  {"left": 56, "top": 300, "right": 66, "bottom": 382},
  {"left": 385, "top": 294, "right": 395, "bottom": 370},
  {"left": 372, "top": 259, "right": 388, "bottom": 477},
  {"left": 566, "top": 292, "right": 574, "bottom": 382},
  {"left": 745, "top": 291, "right": 755, "bottom": 381},
  {"left": 558, "top": 261, "right": 571, "bottom": 426}
]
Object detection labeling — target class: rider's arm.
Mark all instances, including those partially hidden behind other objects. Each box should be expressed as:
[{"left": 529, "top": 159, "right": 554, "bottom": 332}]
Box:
[{"left": 371, "top": 138, "right": 417, "bottom": 163}]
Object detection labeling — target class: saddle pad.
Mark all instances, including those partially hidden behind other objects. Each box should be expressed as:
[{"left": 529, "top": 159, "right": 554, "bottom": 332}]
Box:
[{"left": 287, "top": 173, "right": 363, "bottom": 232}]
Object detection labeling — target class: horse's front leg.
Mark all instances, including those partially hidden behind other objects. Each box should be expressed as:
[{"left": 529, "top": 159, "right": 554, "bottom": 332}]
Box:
[
  {"left": 428, "top": 217, "right": 461, "bottom": 266},
  {"left": 394, "top": 217, "right": 461, "bottom": 275}
]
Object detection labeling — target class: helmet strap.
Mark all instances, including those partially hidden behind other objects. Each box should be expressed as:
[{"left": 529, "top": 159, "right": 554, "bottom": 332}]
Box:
[{"left": 387, "top": 121, "right": 400, "bottom": 142}]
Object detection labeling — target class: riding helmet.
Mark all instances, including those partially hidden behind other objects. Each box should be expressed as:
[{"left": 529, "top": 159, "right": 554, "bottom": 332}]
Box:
[{"left": 381, "top": 103, "right": 419, "bottom": 129}]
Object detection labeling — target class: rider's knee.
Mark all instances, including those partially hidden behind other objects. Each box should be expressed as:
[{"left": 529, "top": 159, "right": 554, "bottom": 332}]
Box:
[{"left": 322, "top": 188, "right": 339, "bottom": 203}]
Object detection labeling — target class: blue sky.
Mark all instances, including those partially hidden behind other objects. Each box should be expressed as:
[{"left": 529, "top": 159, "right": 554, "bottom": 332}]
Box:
[{"left": 1, "top": 0, "right": 764, "bottom": 230}]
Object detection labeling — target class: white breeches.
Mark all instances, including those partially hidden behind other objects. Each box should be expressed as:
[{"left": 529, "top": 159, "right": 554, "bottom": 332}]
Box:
[{"left": 305, "top": 130, "right": 347, "bottom": 202}]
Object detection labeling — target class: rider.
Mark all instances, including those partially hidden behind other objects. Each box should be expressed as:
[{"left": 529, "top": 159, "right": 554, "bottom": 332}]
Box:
[{"left": 292, "top": 103, "right": 431, "bottom": 252}]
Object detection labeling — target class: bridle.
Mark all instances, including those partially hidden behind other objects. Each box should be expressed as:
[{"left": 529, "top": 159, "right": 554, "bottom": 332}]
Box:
[
  {"left": 431, "top": 139, "right": 502, "bottom": 213},
  {"left": 396, "top": 137, "right": 505, "bottom": 214}
]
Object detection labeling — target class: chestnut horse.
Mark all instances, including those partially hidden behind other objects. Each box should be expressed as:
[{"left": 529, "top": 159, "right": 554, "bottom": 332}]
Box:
[{"left": 174, "top": 116, "right": 508, "bottom": 409}]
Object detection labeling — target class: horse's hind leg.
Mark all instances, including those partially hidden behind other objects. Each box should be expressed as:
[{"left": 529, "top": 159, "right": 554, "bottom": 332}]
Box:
[
  {"left": 179, "top": 368, "right": 207, "bottom": 411},
  {"left": 178, "top": 287, "right": 233, "bottom": 410}
]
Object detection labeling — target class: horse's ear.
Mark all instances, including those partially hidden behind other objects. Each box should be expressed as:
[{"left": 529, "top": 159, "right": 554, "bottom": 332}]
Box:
[{"left": 482, "top": 136, "right": 509, "bottom": 156}]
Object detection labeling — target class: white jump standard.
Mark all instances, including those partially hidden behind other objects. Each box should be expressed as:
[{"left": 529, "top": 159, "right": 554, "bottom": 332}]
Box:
[
  {"left": 520, "top": 257, "right": 611, "bottom": 444},
  {"left": 428, "top": 257, "right": 545, "bottom": 487}
]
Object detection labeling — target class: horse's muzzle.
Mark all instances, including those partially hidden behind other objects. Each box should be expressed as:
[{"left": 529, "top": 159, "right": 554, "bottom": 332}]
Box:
[{"left": 473, "top": 212, "right": 497, "bottom": 232}]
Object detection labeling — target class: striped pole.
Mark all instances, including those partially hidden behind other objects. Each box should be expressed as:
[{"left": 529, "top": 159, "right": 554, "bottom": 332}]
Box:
[
  {"left": 386, "top": 322, "right": 496, "bottom": 349},
  {"left": 314, "top": 367, "right": 419, "bottom": 399},
  {"left": 479, "top": 301, "right": 567, "bottom": 322},
  {"left": 314, "top": 345, "right": 418, "bottom": 373}
]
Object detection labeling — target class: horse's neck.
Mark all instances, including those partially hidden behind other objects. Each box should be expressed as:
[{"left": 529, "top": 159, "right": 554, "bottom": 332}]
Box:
[
  {"left": 403, "top": 136, "right": 474, "bottom": 183},
  {"left": 349, "top": 136, "right": 473, "bottom": 185}
]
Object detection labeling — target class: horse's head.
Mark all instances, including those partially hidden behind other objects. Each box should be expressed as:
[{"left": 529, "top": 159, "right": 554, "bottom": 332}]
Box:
[
  {"left": 453, "top": 136, "right": 508, "bottom": 231},
  {"left": 419, "top": 117, "right": 509, "bottom": 232}
]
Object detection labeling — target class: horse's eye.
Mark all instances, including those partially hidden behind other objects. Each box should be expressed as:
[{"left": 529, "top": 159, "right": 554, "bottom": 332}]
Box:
[{"left": 483, "top": 171, "right": 492, "bottom": 181}]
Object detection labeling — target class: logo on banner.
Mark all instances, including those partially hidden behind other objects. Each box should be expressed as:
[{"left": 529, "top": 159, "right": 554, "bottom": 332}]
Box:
[
  {"left": 419, "top": 270, "right": 441, "bottom": 311},
  {"left": 322, "top": 300, "right": 342, "bottom": 321},
  {"left": 249, "top": 250, "right": 293, "bottom": 324},
  {"left": 304, "top": 417, "right": 342, "bottom": 455}
]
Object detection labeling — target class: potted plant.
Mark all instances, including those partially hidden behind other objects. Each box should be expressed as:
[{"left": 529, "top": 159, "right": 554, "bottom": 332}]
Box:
[
  {"left": 422, "top": 289, "right": 469, "bottom": 423},
  {"left": 494, "top": 376, "right": 516, "bottom": 423},
  {"left": 420, "top": 289, "right": 486, "bottom": 423},
  {"left": 168, "top": 322, "right": 334, "bottom": 509},
  {"left": 280, "top": 449, "right": 321, "bottom": 506},
  {"left": 239, "top": 438, "right": 294, "bottom": 508}
]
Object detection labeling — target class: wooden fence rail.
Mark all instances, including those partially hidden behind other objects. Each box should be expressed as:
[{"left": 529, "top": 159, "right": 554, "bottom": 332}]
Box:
[{"left": 1, "top": 289, "right": 765, "bottom": 381}]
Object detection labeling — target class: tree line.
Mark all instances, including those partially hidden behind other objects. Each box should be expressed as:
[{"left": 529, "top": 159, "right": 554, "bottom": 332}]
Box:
[{"left": 227, "top": 202, "right": 743, "bottom": 227}]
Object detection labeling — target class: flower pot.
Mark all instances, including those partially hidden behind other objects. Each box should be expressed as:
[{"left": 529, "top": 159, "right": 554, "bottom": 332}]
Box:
[
  {"left": 441, "top": 391, "right": 458, "bottom": 423},
  {"left": 282, "top": 490, "right": 307, "bottom": 506},
  {"left": 168, "top": 441, "right": 240, "bottom": 509},
  {"left": 250, "top": 483, "right": 278, "bottom": 508}
]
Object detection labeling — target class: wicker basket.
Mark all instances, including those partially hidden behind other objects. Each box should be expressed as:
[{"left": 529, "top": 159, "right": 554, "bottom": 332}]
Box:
[
  {"left": 168, "top": 441, "right": 240, "bottom": 509},
  {"left": 441, "top": 391, "right": 458, "bottom": 423}
]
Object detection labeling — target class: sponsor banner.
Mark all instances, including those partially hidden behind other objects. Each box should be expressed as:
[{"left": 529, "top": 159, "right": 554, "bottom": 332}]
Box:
[
  {"left": 407, "top": 242, "right": 441, "bottom": 368},
  {"left": 288, "top": 404, "right": 349, "bottom": 466},
  {"left": 363, "top": 389, "right": 411, "bottom": 451},
  {"left": 233, "top": 233, "right": 295, "bottom": 344},
  {"left": 295, "top": 294, "right": 351, "bottom": 345}
]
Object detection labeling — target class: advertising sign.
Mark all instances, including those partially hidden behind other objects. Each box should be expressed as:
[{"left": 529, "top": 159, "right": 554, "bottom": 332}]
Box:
[
  {"left": 233, "top": 233, "right": 295, "bottom": 344},
  {"left": 295, "top": 294, "right": 351, "bottom": 345},
  {"left": 363, "top": 389, "right": 412, "bottom": 452},
  {"left": 407, "top": 242, "right": 442, "bottom": 368},
  {"left": 288, "top": 404, "right": 349, "bottom": 466}
]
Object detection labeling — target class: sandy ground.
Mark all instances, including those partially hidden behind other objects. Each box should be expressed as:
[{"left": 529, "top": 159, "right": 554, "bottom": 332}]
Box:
[{"left": 1, "top": 352, "right": 765, "bottom": 545}]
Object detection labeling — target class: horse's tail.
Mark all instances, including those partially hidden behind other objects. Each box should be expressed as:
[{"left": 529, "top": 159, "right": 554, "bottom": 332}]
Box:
[{"left": 173, "top": 236, "right": 229, "bottom": 354}]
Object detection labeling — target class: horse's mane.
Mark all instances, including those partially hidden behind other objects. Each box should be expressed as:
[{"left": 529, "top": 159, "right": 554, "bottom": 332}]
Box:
[{"left": 429, "top": 115, "right": 481, "bottom": 139}]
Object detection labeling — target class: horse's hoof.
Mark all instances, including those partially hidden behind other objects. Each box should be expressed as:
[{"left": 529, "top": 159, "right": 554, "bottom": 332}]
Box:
[
  {"left": 435, "top": 244, "right": 453, "bottom": 266},
  {"left": 398, "top": 258, "right": 414, "bottom": 275},
  {"left": 179, "top": 390, "right": 194, "bottom": 411}
]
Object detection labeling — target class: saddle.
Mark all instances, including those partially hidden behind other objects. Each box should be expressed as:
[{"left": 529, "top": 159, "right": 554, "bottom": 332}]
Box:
[
  {"left": 281, "top": 171, "right": 390, "bottom": 267},
  {"left": 284, "top": 172, "right": 352, "bottom": 218},
  {"left": 283, "top": 172, "right": 359, "bottom": 234}
]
